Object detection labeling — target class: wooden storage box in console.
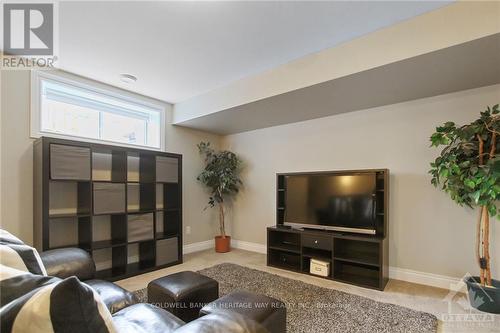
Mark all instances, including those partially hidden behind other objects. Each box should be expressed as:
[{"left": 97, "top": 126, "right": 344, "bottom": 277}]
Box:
[
  {"left": 34, "top": 136, "right": 183, "bottom": 281},
  {"left": 310, "top": 259, "right": 330, "bottom": 277}
]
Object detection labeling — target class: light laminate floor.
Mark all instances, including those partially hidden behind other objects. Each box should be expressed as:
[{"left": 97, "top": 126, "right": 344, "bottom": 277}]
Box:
[{"left": 116, "top": 249, "right": 500, "bottom": 333}]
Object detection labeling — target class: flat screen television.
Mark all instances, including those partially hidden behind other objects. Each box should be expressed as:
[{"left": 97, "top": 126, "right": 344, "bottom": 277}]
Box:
[{"left": 283, "top": 172, "right": 377, "bottom": 234}]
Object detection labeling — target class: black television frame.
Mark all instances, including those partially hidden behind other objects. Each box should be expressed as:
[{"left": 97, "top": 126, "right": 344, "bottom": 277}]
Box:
[{"left": 276, "top": 169, "right": 388, "bottom": 236}]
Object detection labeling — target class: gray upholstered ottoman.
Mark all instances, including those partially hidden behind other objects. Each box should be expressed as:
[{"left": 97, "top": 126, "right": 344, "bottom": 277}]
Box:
[
  {"left": 200, "top": 290, "right": 287, "bottom": 333},
  {"left": 148, "top": 271, "right": 219, "bottom": 322}
]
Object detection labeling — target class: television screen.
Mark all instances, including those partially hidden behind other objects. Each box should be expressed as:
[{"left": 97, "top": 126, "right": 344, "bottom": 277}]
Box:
[{"left": 284, "top": 173, "right": 376, "bottom": 230}]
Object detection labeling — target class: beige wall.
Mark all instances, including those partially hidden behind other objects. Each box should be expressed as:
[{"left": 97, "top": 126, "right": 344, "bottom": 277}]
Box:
[
  {"left": 0, "top": 70, "right": 222, "bottom": 246},
  {"left": 1, "top": 70, "right": 33, "bottom": 243},
  {"left": 164, "top": 116, "right": 222, "bottom": 244},
  {"left": 222, "top": 84, "right": 500, "bottom": 278}
]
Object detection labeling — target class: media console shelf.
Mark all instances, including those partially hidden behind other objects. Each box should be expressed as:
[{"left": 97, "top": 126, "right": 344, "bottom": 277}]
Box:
[
  {"left": 34, "top": 137, "right": 183, "bottom": 281},
  {"left": 267, "top": 227, "right": 388, "bottom": 290},
  {"left": 268, "top": 169, "right": 389, "bottom": 290}
]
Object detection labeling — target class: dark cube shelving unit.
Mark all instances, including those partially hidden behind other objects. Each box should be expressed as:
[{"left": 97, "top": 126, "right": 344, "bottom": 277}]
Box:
[
  {"left": 34, "top": 137, "right": 183, "bottom": 281},
  {"left": 268, "top": 169, "right": 389, "bottom": 291}
]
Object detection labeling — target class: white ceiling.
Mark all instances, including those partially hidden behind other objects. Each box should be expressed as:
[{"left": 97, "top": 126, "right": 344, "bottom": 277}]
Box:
[{"left": 57, "top": 1, "right": 451, "bottom": 104}]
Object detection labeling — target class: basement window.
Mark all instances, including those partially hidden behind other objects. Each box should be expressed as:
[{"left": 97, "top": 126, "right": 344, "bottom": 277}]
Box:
[{"left": 31, "top": 71, "right": 165, "bottom": 151}]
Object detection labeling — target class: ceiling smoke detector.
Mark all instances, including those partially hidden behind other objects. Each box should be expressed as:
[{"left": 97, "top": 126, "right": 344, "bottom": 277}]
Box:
[{"left": 120, "top": 73, "right": 137, "bottom": 83}]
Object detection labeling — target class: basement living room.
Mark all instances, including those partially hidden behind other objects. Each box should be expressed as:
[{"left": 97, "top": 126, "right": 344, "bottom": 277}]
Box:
[{"left": 1, "top": 1, "right": 499, "bottom": 333}]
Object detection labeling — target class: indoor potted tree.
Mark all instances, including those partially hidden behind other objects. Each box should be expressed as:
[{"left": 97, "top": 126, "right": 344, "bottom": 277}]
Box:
[
  {"left": 197, "top": 142, "right": 242, "bottom": 253},
  {"left": 429, "top": 104, "right": 499, "bottom": 314}
]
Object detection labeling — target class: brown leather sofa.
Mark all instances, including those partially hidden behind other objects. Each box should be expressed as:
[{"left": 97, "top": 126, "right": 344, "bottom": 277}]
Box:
[{"left": 39, "top": 248, "right": 271, "bottom": 333}]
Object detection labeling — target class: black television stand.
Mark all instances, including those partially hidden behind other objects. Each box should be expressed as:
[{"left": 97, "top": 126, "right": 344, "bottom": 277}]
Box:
[
  {"left": 269, "top": 169, "right": 389, "bottom": 291},
  {"left": 267, "top": 226, "right": 388, "bottom": 290}
]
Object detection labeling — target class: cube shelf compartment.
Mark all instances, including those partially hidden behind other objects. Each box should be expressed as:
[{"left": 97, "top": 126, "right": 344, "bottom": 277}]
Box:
[
  {"left": 91, "top": 215, "right": 127, "bottom": 249},
  {"left": 127, "top": 240, "right": 155, "bottom": 270},
  {"left": 48, "top": 216, "right": 91, "bottom": 249},
  {"left": 333, "top": 238, "right": 379, "bottom": 267},
  {"left": 164, "top": 184, "right": 180, "bottom": 209},
  {"left": 333, "top": 260, "right": 380, "bottom": 289},
  {"left": 127, "top": 154, "right": 140, "bottom": 182},
  {"left": 93, "top": 245, "right": 128, "bottom": 277},
  {"left": 92, "top": 149, "right": 127, "bottom": 182},
  {"left": 155, "top": 210, "right": 180, "bottom": 239},
  {"left": 156, "top": 184, "right": 164, "bottom": 209},
  {"left": 50, "top": 144, "right": 91, "bottom": 181},
  {"left": 49, "top": 181, "right": 91, "bottom": 217},
  {"left": 155, "top": 183, "right": 180, "bottom": 210},
  {"left": 156, "top": 237, "right": 178, "bottom": 266},
  {"left": 94, "top": 183, "right": 126, "bottom": 215},
  {"left": 268, "top": 249, "right": 300, "bottom": 271},
  {"left": 34, "top": 137, "right": 183, "bottom": 281},
  {"left": 126, "top": 183, "right": 155, "bottom": 212},
  {"left": 128, "top": 213, "right": 154, "bottom": 243},
  {"left": 156, "top": 156, "right": 178, "bottom": 183}
]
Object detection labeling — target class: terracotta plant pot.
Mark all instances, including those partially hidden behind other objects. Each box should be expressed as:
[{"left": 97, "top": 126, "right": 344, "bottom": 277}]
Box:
[{"left": 215, "top": 235, "right": 231, "bottom": 253}]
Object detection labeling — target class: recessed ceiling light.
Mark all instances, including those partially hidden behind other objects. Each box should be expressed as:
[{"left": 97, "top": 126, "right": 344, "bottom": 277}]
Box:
[{"left": 120, "top": 73, "right": 137, "bottom": 83}]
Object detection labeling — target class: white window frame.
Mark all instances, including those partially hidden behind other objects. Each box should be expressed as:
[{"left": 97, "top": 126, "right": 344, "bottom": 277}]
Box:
[{"left": 31, "top": 70, "right": 166, "bottom": 151}]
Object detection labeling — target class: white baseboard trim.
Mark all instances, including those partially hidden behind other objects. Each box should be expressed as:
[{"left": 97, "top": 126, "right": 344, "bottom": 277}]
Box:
[
  {"left": 182, "top": 239, "right": 267, "bottom": 255},
  {"left": 183, "top": 240, "right": 213, "bottom": 254},
  {"left": 232, "top": 239, "right": 461, "bottom": 290},
  {"left": 232, "top": 239, "right": 267, "bottom": 254},
  {"left": 388, "top": 266, "right": 460, "bottom": 290},
  {"left": 183, "top": 239, "right": 460, "bottom": 290}
]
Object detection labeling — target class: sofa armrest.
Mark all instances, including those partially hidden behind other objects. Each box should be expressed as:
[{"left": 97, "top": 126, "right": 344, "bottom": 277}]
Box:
[
  {"left": 175, "top": 312, "right": 268, "bottom": 333},
  {"left": 40, "top": 248, "right": 96, "bottom": 280},
  {"left": 113, "top": 303, "right": 184, "bottom": 333}
]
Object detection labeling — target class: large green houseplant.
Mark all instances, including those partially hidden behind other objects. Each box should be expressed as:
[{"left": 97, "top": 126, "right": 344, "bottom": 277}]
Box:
[
  {"left": 429, "top": 105, "right": 499, "bottom": 313},
  {"left": 197, "top": 142, "right": 242, "bottom": 253}
]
